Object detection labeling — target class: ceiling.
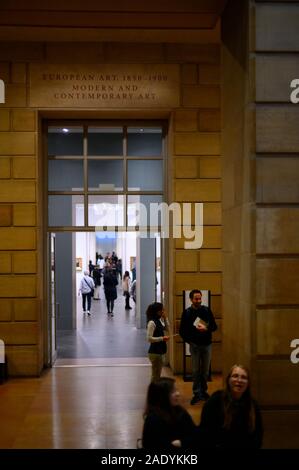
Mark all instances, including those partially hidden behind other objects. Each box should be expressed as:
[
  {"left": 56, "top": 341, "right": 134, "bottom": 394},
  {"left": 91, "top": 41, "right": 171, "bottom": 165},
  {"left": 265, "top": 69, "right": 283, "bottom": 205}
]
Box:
[{"left": 0, "top": 0, "right": 227, "bottom": 43}]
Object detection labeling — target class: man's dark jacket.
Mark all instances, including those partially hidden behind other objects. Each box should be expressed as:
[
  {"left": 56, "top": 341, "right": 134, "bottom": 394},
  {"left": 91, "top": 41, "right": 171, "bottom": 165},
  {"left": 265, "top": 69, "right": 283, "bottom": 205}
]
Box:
[{"left": 179, "top": 305, "right": 217, "bottom": 346}]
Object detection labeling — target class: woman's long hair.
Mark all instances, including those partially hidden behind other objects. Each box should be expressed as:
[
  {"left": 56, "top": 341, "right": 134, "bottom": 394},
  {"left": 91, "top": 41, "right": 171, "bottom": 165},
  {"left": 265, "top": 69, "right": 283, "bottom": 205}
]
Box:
[
  {"left": 223, "top": 365, "right": 256, "bottom": 432},
  {"left": 123, "top": 270, "right": 130, "bottom": 280},
  {"left": 144, "top": 377, "right": 181, "bottom": 422},
  {"left": 146, "top": 302, "right": 164, "bottom": 323}
]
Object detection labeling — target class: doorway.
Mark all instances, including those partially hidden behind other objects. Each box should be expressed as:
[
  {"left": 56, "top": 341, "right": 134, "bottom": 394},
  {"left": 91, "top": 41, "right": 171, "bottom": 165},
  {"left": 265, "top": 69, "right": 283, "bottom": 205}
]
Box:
[{"left": 45, "top": 120, "right": 166, "bottom": 365}]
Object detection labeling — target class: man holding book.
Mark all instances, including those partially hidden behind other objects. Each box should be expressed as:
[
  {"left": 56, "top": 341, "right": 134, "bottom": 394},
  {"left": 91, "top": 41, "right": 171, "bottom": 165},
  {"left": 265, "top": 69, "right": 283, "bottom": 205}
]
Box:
[{"left": 179, "top": 289, "right": 217, "bottom": 405}]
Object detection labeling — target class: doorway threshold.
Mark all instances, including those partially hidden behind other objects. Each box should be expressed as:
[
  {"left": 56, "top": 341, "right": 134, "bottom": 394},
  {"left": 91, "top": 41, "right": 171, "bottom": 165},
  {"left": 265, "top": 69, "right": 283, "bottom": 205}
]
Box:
[{"left": 53, "top": 357, "right": 151, "bottom": 367}]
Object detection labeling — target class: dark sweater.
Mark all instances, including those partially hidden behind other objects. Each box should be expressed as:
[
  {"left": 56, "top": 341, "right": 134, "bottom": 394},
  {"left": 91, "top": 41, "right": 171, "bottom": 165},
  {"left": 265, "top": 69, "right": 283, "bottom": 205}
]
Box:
[
  {"left": 199, "top": 390, "right": 263, "bottom": 449},
  {"left": 179, "top": 305, "right": 217, "bottom": 346},
  {"left": 142, "top": 407, "right": 197, "bottom": 450}
]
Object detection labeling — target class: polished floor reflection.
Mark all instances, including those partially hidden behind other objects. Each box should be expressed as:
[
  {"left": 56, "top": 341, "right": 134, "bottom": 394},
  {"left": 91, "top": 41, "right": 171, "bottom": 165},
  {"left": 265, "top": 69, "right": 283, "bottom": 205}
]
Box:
[
  {"left": 0, "top": 364, "right": 222, "bottom": 449},
  {"left": 57, "top": 286, "right": 147, "bottom": 359}
]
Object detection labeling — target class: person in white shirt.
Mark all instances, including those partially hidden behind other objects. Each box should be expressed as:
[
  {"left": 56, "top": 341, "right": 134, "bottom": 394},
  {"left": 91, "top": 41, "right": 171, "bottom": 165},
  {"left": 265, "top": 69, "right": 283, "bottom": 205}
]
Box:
[
  {"left": 79, "top": 271, "right": 95, "bottom": 315},
  {"left": 146, "top": 302, "right": 170, "bottom": 382}
]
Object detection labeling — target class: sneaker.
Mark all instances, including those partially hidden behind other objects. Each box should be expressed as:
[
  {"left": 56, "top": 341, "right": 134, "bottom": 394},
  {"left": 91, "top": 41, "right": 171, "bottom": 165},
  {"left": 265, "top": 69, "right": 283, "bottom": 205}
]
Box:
[
  {"left": 190, "top": 395, "right": 201, "bottom": 405},
  {"left": 87, "top": 311, "right": 91, "bottom": 316}
]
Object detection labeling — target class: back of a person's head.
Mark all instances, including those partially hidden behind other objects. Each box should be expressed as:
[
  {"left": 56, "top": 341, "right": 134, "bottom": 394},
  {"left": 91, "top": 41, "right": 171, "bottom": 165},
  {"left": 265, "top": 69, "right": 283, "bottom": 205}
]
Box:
[
  {"left": 146, "top": 302, "right": 163, "bottom": 322},
  {"left": 145, "top": 378, "right": 175, "bottom": 416},
  {"left": 84, "top": 270, "right": 89, "bottom": 276}
]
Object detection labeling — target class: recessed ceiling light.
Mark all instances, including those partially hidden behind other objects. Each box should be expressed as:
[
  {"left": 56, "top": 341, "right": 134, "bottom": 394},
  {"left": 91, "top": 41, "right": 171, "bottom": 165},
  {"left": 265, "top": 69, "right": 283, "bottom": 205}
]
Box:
[
  {"left": 140, "top": 128, "right": 144, "bottom": 132},
  {"left": 62, "top": 128, "right": 69, "bottom": 133}
]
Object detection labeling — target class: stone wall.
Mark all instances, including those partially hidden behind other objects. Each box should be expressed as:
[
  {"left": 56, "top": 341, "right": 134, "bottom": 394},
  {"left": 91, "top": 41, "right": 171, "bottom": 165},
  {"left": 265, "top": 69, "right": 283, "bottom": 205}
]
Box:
[{"left": 0, "top": 41, "right": 222, "bottom": 375}]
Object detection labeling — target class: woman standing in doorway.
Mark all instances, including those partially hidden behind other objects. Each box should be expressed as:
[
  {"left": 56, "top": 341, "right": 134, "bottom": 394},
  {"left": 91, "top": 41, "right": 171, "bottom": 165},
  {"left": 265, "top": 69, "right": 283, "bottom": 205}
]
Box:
[{"left": 146, "top": 302, "right": 170, "bottom": 382}]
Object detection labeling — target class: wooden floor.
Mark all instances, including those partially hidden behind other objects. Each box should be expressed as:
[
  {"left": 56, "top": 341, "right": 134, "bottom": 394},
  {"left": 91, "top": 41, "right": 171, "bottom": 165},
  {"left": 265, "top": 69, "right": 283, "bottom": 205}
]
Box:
[{"left": 0, "top": 364, "right": 222, "bottom": 449}]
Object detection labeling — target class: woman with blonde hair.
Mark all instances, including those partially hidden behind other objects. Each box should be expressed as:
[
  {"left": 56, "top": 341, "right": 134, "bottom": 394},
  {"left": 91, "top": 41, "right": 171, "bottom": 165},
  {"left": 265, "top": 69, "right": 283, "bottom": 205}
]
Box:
[{"left": 199, "top": 364, "right": 263, "bottom": 448}]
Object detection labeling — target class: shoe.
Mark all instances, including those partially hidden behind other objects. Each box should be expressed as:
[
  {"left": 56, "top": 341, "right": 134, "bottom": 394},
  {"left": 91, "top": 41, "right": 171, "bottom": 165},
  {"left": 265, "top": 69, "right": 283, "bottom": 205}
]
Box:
[
  {"left": 190, "top": 395, "right": 201, "bottom": 405},
  {"left": 111, "top": 312, "right": 114, "bottom": 317},
  {"left": 83, "top": 310, "right": 86, "bottom": 314},
  {"left": 87, "top": 311, "right": 91, "bottom": 316}
]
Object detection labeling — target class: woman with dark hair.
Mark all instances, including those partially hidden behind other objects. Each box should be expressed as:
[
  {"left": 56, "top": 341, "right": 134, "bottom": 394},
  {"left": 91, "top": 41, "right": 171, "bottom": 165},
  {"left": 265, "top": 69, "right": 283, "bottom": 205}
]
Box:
[
  {"left": 103, "top": 266, "right": 118, "bottom": 316},
  {"left": 142, "top": 377, "right": 197, "bottom": 449},
  {"left": 146, "top": 302, "right": 170, "bottom": 382},
  {"left": 199, "top": 364, "right": 263, "bottom": 448},
  {"left": 122, "top": 270, "right": 132, "bottom": 310}
]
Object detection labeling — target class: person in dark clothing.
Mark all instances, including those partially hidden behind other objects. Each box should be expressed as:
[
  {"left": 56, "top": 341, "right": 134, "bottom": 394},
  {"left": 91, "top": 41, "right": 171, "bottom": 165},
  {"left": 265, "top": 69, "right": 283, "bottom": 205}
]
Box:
[
  {"left": 103, "top": 267, "right": 118, "bottom": 316},
  {"left": 199, "top": 364, "right": 263, "bottom": 449},
  {"left": 142, "top": 377, "right": 197, "bottom": 450},
  {"left": 179, "top": 289, "right": 217, "bottom": 405},
  {"left": 146, "top": 302, "right": 170, "bottom": 382}
]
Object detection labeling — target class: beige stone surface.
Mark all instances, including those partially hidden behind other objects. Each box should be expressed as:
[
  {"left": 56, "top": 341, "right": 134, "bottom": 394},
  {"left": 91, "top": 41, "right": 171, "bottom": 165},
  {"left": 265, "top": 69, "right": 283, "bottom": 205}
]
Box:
[
  {"left": 12, "top": 157, "right": 36, "bottom": 179},
  {"left": 203, "top": 202, "right": 222, "bottom": 225},
  {"left": 183, "top": 85, "right": 220, "bottom": 108},
  {"left": 0, "top": 180, "right": 36, "bottom": 202},
  {"left": 200, "top": 249, "right": 222, "bottom": 272},
  {"left": 13, "top": 252, "right": 37, "bottom": 274},
  {"left": 0, "top": 299, "right": 12, "bottom": 321},
  {"left": 256, "top": 106, "right": 299, "bottom": 153},
  {"left": 105, "top": 43, "right": 164, "bottom": 63},
  {"left": 202, "top": 226, "right": 222, "bottom": 248},
  {"left": 14, "top": 299, "right": 38, "bottom": 322},
  {"left": 175, "top": 157, "right": 198, "bottom": 178},
  {"left": 0, "top": 42, "right": 44, "bottom": 60},
  {"left": 0, "top": 275, "right": 36, "bottom": 297},
  {"left": 1, "top": 85, "right": 27, "bottom": 108},
  {"left": 12, "top": 109, "right": 36, "bottom": 131},
  {"left": 257, "top": 157, "right": 299, "bottom": 203},
  {"left": 0, "top": 157, "right": 11, "bottom": 178},
  {"left": 257, "top": 207, "right": 299, "bottom": 254},
  {"left": 256, "top": 259, "right": 299, "bottom": 305},
  {"left": 46, "top": 43, "right": 103, "bottom": 63},
  {"left": 0, "top": 110, "right": 10, "bottom": 131},
  {"left": 262, "top": 410, "right": 299, "bottom": 449},
  {"left": 199, "top": 156, "right": 221, "bottom": 178},
  {"left": 5, "top": 345, "right": 40, "bottom": 376},
  {"left": 198, "top": 64, "right": 220, "bottom": 84},
  {"left": 181, "top": 64, "right": 198, "bottom": 85},
  {"left": 0, "top": 322, "right": 38, "bottom": 345},
  {"left": 0, "top": 205, "right": 12, "bottom": 226},
  {"left": 175, "top": 272, "right": 221, "bottom": 295},
  {"left": 11, "top": 63, "right": 26, "bottom": 84},
  {"left": 175, "top": 179, "right": 221, "bottom": 201},
  {"left": 0, "top": 132, "right": 35, "bottom": 155},
  {"left": 257, "top": 360, "right": 299, "bottom": 406},
  {"left": 174, "top": 110, "right": 198, "bottom": 132},
  {"left": 175, "top": 250, "right": 198, "bottom": 272},
  {"left": 166, "top": 44, "right": 220, "bottom": 64},
  {"left": 257, "top": 308, "right": 299, "bottom": 355},
  {"left": 210, "top": 295, "right": 221, "bottom": 318},
  {"left": 198, "top": 109, "right": 221, "bottom": 132},
  {"left": 175, "top": 132, "right": 220, "bottom": 155},
  {"left": 0, "top": 228, "right": 36, "bottom": 250},
  {"left": 0, "top": 62, "right": 10, "bottom": 82},
  {"left": 13, "top": 204, "right": 36, "bottom": 226},
  {"left": 0, "top": 253, "right": 11, "bottom": 273}
]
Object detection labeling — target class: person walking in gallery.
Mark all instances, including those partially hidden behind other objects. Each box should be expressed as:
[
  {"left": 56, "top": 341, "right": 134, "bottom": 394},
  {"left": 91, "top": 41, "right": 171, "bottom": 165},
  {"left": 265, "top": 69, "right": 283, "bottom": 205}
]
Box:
[
  {"left": 103, "top": 265, "right": 118, "bottom": 316},
  {"left": 142, "top": 377, "right": 197, "bottom": 449},
  {"left": 179, "top": 289, "right": 217, "bottom": 405},
  {"left": 146, "top": 302, "right": 170, "bottom": 382},
  {"left": 122, "top": 270, "right": 132, "bottom": 310},
  {"left": 78, "top": 270, "right": 95, "bottom": 316},
  {"left": 92, "top": 265, "right": 102, "bottom": 300},
  {"left": 199, "top": 364, "right": 263, "bottom": 449}
]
